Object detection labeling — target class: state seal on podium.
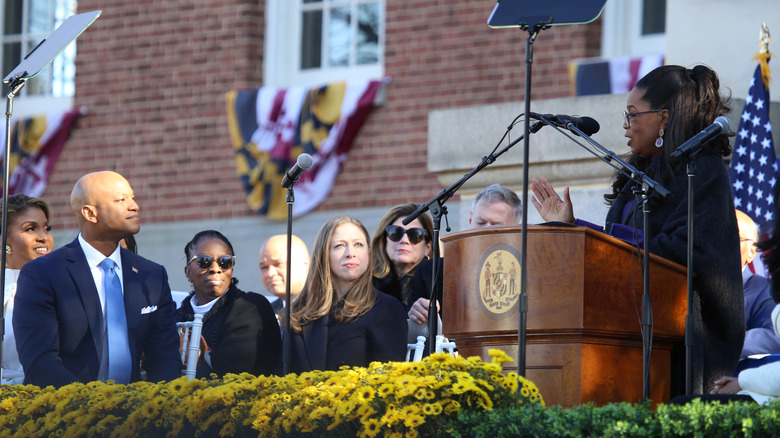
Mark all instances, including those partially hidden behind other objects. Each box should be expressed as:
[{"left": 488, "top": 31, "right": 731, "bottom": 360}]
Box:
[{"left": 476, "top": 243, "right": 521, "bottom": 319}]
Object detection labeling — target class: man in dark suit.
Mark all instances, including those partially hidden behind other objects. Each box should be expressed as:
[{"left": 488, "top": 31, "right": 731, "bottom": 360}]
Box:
[{"left": 13, "top": 171, "right": 181, "bottom": 387}]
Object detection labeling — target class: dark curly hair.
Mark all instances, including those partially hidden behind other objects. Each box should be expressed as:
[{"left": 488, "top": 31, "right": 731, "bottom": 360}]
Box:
[
  {"left": 4, "top": 193, "right": 51, "bottom": 224},
  {"left": 606, "top": 65, "right": 732, "bottom": 204}
]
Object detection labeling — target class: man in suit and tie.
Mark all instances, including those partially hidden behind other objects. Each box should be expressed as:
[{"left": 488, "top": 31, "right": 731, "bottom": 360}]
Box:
[{"left": 13, "top": 171, "right": 181, "bottom": 387}]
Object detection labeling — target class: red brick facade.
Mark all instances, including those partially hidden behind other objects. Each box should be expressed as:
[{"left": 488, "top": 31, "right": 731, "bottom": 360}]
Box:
[{"left": 46, "top": 0, "right": 601, "bottom": 229}]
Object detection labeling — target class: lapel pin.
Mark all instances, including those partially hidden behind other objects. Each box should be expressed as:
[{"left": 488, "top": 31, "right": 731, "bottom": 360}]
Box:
[{"left": 132, "top": 266, "right": 138, "bottom": 273}]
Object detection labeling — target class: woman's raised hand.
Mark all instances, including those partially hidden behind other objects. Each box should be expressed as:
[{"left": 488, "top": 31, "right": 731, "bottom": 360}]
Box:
[{"left": 530, "top": 177, "right": 575, "bottom": 223}]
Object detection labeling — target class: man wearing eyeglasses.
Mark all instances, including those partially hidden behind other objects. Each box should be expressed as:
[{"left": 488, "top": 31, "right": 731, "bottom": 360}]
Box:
[
  {"left": 407, "top": 184, "right": 522, "bottom": 326},
  {"left": 258, "top": 234, "right": 310, "bottom": 314},
  {"left": 13, "top": 171, "right": 181, "bottom": 387},
  {"left": 736, "top": 209, "right": 780, "bottom": 359}
]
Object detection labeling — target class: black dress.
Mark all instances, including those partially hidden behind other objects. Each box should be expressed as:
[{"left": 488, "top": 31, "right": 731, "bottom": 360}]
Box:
[
  {"left": 176, "top": 283, "right": 282, "bottom": 378},
  {"left": 605, "top": 152, "right": 744, "bottom": 394}
]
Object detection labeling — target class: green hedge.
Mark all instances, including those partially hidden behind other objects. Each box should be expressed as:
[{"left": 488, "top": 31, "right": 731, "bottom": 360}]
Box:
[{"left": 450, "top": 399, "right": 780, "bottom": 437}]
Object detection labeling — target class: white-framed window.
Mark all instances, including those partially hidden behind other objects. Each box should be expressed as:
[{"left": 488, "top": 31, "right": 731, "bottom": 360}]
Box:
[
  {"left": 1, "top": 0, "right": 76, "bottom": 117},
  {"left": 265, "top": 0, "right": 384, "bottom": 88},
  {"left": 601, "top": 0, "right": 666, "bottom": 58}
]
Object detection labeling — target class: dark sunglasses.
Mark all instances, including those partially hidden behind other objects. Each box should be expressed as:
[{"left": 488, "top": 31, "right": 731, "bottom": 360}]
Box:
[
  {"left": 385, "top": 225, "right": 427, "bottom": 244},
  {"left": 187, "top": 254, "right": 236, "bottom": 270}
]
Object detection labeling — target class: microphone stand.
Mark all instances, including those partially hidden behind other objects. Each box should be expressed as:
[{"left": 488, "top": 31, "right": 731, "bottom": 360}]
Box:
[
  {"left": 404, "top": 120, "right": 544, "bottom": 356},
  {"left": 669, "top": 127, "right": 722, "bottom": 395},
  {"left": 514, "top": 22, "right": 550, "bottom": 376},
  {"left": 555, "top": 123, "right": 670, "bottom": 198},
  {"left": 684, "top": 156, "right": 697, "bottom": 395},
  {"left": 282, "top": 186, "right": 295, "bottom": 375},
  {"left": 0, "top": 78, "right": 25, "bottom": 382},
  {"left": 640, "top": 185, "right": 653, "bottom": 403},
  {"left": 552, "top": 123, "right": 669, "bottom": 401}
]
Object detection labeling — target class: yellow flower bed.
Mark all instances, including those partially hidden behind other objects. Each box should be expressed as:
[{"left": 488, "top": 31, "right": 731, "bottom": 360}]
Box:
[{"left": 0, "top": 350, "right": 542, "bottom": 437}]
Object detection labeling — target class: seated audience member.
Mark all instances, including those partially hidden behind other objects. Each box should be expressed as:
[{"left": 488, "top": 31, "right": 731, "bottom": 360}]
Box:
[
  {"left": 14, "top": 171, "right": 181, "bottom": 387},
  {"left": 736, "top": 209, "right": 780, "bottom": 358},
  {"left": 176, "top": 230, "right": 281, "bottom": 377},
  {"left": 751, "top": 221, "right": 774, "bottom": 278},
  {"left": 372, "top": 203, "right": 433, "bottom": 308},
  {"left": 2, "top": 195, "right": 54, "bottom": 385},
  {"left": 407, "top": 184, "right": 521, "bottom": 326},
  {"left": 284, "top": 217, "right": 407, "bottom": 372},
  {"left": 676, "top": 181, "right": 780, "bottom": 404},
  {"left": 258, "top": 234, "right": 310, "bottom": 314}
]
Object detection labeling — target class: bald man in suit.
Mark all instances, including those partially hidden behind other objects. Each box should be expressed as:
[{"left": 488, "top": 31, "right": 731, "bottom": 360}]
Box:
[{"left": 13, "top": 171, "right": 180, "bottom": 387}]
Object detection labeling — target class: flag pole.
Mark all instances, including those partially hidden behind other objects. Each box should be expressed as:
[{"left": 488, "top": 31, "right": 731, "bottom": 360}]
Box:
[
  {"left": 0, "top": 10, "right": 101, "bottom": 384},
  {"left": 720, "top": 24, "right": 776, "bottom": 395}
]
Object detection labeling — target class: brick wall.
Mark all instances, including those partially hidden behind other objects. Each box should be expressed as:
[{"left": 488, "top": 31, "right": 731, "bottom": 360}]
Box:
[{"left": 46, "top": 0, "right": 600, "bottom": 229}]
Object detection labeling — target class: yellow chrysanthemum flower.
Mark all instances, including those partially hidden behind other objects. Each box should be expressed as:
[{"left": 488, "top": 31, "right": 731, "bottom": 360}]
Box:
[
  {"left": 355, "top": 386, "right": 376, "bottom": 403},
  {"left": 378, "top": 383, "right": 395, "bottom": 397},
  {"left": 360, "top": 418, "right": 382, "bottom": 438},
  {"left": 403, "top": 413, "right": 425, "bottom": 428}
]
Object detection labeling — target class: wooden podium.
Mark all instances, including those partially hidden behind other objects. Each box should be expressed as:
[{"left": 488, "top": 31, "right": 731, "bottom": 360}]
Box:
[{"left": 440, "top": 225, "right": 687, "bottom": 407}]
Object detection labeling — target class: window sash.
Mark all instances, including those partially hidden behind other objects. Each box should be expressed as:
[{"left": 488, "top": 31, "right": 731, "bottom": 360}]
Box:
[{"left": 265, "top": 0, "right": 384, "bottom": 88}]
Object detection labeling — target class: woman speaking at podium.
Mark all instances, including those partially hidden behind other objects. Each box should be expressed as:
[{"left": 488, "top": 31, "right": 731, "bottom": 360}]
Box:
[{"left": 530, "top": 64, "right": 744, "bottom": 395}]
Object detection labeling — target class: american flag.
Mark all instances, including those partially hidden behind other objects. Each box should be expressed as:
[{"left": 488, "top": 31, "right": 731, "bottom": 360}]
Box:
[{"left": 729, "top": 63, "right": 777, "bottom": 225}]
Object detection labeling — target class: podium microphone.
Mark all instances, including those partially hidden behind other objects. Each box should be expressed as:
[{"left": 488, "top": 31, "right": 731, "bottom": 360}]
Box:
[
  {"left": 529, "top": 112, "right": 600, "bottom": 136},
  {"left": 669, "top": 116, "right": 730, "bottom": 166},
  {"left": 281, "top": 153, "right": 313, "bottom": 188}
]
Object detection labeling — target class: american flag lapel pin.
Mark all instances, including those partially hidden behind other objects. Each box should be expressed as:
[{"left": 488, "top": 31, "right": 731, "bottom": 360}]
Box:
[{"left": 132, "top": 266, "right": 138, "bottom": 274}]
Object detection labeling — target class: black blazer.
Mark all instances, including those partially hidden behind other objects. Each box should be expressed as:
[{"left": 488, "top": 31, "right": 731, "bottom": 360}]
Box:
[
  {"left": 13, "top": 238, "right": 181, "bottom": 387},
  {"left": 176, "top": 285, "right": 281, "bottom": 378},
  {"left": 291, "top": 290, "right": 407, "bottom": 372}
]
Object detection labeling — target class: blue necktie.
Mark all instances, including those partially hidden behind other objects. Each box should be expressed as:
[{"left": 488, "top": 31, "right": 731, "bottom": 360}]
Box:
[{"left": 100, "top": 258, "right": 132, "bottom": 384}]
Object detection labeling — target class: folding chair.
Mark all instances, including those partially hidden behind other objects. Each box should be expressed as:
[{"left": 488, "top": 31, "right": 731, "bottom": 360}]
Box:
[{"left": 176, "top": 313, "right": 204, "bottom": 379}]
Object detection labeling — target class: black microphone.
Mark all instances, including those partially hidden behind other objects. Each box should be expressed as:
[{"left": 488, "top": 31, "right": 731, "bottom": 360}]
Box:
[
  {"left": 669, "top": 116, "right": 730, "bottom": 166},
  {"left": 529, "top": 112, "right": 600, "bottom": 136},
  {"left": 281, "top": 153, "right": 314, "bottom": 188}
]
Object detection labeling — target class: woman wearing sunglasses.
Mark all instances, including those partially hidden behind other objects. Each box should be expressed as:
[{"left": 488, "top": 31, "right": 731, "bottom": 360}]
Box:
[
  {"left": 175, "top": 230, "right": 281, "bottom": 378},
  {"left": 530, "top": 65, "right": 743, "bottom": 395},
  {"left": 284, "top": 216, "right": 407, "bottom": 372},
  {"left": 371, "top": 203, "right": 433, "bottom": 308}
]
